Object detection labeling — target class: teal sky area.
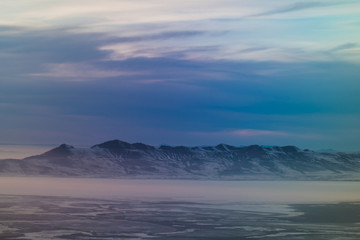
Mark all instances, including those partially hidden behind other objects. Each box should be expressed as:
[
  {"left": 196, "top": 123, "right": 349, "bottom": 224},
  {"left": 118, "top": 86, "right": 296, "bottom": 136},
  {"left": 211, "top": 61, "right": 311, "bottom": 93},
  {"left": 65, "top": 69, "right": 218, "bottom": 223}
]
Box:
[{"left": 0, "top": 0, "right": 359, "bottom": 153}]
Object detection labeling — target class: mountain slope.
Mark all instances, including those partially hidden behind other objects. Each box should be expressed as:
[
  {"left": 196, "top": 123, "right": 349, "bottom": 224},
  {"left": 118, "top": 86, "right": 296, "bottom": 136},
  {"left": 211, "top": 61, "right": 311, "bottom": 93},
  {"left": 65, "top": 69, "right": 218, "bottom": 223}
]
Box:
[{"left": 1, "top": 140, "right": 360, "bottom": 180}]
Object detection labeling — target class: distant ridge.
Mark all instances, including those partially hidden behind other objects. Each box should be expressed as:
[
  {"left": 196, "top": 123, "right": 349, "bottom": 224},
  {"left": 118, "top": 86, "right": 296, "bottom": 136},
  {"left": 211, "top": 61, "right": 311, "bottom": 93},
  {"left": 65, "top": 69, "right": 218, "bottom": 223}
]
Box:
[{"left": 1, "top": 139, "right": 360, "bottom": 180}]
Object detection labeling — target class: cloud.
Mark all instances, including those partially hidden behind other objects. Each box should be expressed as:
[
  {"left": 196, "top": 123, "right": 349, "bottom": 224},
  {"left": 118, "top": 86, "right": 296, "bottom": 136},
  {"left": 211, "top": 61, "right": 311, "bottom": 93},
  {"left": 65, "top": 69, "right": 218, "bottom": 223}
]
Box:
[
  {"left": 238, "top": 47, "right": 269, "bottom": 54},
  {"left": 230, "top": 129, "right": 289, "bottom": 137},
  {"left": 100, "top": 42, "right": 224, "bottom": 61},
  {"left": 0, "top": 28, "right": 111, "bottom": 63},
  {"left": 330, "top": 43, "right": 358, "bottom": 52},
  {"left": 1, "top": 1, "right": 359, "bottom": 64},
  {"left": 29, "top": 63, "right": 145, "bottom": 81},
  {"left": 0, "top": 24, "right": 25, "bottom": 33},
  {"left": 251, "top": 1, "right": 343, "bottom": 17},
  {"left": 191, "top": 129, "right": 326, "bottom": 141},
  {"left": 192, "top": 129, "right": 289, "bottom": 137},
  {"left": 111, "top": 31, "right": 206, "bottom": 43},
  {"left": 2, "top": 0, "right": 255, "bottom": 27}
]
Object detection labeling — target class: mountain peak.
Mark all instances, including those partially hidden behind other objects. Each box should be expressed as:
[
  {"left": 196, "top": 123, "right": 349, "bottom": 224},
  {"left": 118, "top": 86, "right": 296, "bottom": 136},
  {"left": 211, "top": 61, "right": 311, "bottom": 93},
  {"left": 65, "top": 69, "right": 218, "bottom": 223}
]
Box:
[
  {"left": 215, "top": 144, "right": 232, "bottom": 151},
  {"left": 40, "top": 143, "right": 74, "bottom": 158},
  {"left": 58, "top": 144, "right": 75, "bottom": 149},
  {"left": 91, "top": 139, "right": 131, "bottom": 149},
  {"left": 280, "top": 145, "right": 300, "bottom": 153},
  {"left": 132, "top": 142, "right": 154, "bottom": 150}
]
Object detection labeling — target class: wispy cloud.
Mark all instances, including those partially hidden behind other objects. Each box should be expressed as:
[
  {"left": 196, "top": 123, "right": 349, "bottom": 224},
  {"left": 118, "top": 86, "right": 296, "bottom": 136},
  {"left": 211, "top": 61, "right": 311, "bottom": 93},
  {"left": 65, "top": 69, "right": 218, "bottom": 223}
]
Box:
[
  {"left": 1, "top": 1, "right": 359, "bottom": 63},
  {"left": 330, "top": 42, "right": 358, "bottom": 52},
  {"left": 112, "top": 31, "right": 206, "bottom": 43},
  {"left": 191, "top": 129, "right": 325, "bottom": 140},
  {"left": 250, "top": 1, "right": 344, "bottom": 17},
  {"left": 0, "top": 24, "right": 25, "bottom": 33},
  {"left": 192, "top": 129, "right": 289, "bottom": 137},
  {"left": 238, "top": 47, "right": 269, "bottom": 54},
  {"left": 229, "top": 129, "right": 289, "bottom": 137},
  {"left": 29, "top": 63, "right": 145, "bottom": 81}
]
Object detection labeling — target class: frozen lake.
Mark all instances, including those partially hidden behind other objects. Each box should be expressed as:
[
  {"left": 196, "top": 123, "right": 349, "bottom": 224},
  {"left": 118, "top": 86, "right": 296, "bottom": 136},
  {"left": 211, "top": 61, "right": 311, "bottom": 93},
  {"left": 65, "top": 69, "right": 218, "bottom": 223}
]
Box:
[
  {"left": 1, "top": 177, "right": 360, "bottom": 203},
  {"left": 1, "top": 177, "right": 360, "bottom": 239}
]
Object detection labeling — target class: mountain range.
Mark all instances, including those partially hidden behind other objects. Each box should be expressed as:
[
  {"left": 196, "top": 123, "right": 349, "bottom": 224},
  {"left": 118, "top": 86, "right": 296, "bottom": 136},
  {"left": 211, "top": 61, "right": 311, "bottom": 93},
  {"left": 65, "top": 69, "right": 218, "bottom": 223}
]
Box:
[{"left": 1, "top": 140, "right": 360, "bottom": 180}]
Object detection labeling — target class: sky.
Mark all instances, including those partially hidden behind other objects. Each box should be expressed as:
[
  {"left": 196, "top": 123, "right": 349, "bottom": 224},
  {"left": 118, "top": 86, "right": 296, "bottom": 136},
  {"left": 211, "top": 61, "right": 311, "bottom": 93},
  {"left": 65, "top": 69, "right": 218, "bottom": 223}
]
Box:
[{"left": 0, "top": 0, "right": 360, "bottom": 154}]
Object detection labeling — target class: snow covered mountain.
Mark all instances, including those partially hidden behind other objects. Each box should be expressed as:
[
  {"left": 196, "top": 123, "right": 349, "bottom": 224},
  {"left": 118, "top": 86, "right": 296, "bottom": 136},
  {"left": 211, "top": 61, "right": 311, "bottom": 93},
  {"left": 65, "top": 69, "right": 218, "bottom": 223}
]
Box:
[{"left": 1, "top": 140, "right": 360, "bottom": 180}]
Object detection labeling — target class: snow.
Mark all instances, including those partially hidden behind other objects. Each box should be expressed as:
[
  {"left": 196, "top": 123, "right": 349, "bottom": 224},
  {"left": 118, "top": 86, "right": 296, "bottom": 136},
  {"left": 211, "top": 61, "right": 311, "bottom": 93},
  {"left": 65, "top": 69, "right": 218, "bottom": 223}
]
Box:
[{"left": 1, "top": 141, "right": 360, "bottom": 180}]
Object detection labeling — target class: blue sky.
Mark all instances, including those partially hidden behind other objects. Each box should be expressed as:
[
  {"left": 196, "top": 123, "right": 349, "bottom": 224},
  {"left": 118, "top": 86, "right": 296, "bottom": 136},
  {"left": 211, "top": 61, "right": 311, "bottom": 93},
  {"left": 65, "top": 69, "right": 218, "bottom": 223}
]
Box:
[{"left": 0, "top": 0, "right": 360, "bottom": 151}]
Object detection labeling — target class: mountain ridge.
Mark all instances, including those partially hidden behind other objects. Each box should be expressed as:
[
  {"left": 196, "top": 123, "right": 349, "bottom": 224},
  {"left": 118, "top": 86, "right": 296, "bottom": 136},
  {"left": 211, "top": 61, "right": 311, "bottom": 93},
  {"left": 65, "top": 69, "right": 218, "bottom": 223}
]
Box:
[{"left": 1, "top": 139, "right": 360, "bottom": 180}]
